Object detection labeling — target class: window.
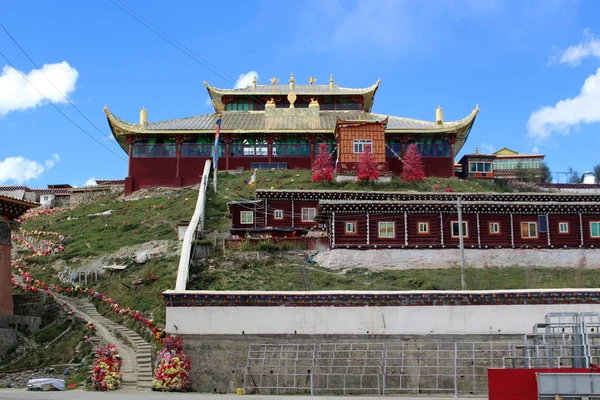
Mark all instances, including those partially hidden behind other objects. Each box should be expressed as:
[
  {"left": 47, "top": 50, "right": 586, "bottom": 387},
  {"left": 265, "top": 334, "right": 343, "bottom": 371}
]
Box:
[
  {"left": 591, "top": 222, "right": 600, "bottom": 238},
  {"left": 353, "top": 139, "right": 372, "bottom": 154},
  {"left": 418, "top": 222, "right": 430, "bottom": 234},
  {"left": 559, "top": 222, "right": 569, "bottom": 234},
  {"left": 345, "top": 222, "right": 357, "bottom": 234},
  {"left": 451, "top": 221, "right": 469, "bottom": 238},
  {"left": 240, "top": 211, "right": 253, "bottom": 224},
  {"left": 274, "top": 210, "right": 283, "bottom": 220},
  {"left": 489, "top": 222, "right": 500, "bottom": 234},
  {"left": 521, "top": 222, "right": 538, "bottom": 239},
  {"left": 469, "top": 162, "right": 492, "bottom": 173},
  {"left": 301, "top": 208, "right": 316, "bottom": 222},
  {"left": 378, "top": 222, "right": 395, "bottom": 238}
]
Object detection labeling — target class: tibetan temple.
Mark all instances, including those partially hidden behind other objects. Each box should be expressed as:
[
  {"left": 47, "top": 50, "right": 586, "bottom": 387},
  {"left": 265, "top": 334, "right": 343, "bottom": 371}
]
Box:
[{"left": 105, "top": 74, "right": 479, "bottom": 195}]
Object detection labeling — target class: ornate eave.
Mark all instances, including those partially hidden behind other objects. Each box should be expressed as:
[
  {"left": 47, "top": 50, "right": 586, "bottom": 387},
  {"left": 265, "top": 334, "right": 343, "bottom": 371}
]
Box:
[
  {"left": 204, "top": 79, "right": 381, "bottom": 112},
  {"left": 104, "top": 105, "right": 478, "bottom": 155}
]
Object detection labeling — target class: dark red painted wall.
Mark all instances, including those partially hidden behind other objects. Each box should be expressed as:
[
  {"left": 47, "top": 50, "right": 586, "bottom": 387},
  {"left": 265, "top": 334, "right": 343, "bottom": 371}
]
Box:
[
  {"left": 479, "top": 214, "right": 512, "bottom": 248},
  {"left": 441, "top": 213, "right": 479, "bottom": 248},
  {"left": 488, "top": 368, "right": 595, "bottom": 400},
  {"left": 583, "top": 215, "right": 600, "bottom": 246},
  {"left": 334, "top": 214, "right": 368, "bottom": 246},
  {"left": 0, "top": 243, "right": 13, "bottom": 316},
  {"left": 292, "top": 200, "right": 320, "bottom": 229},
  {"left": 548, "top": 215, "right": 581, "bottom": 247},
  {"left": 407, "top": 213, "right": 441, "bottom": 247},
  {"left": 369, "top": 214, "right": 405, "bottom": 247},
  {"left": 513, "top": 214, "right": 548, "bottom": 248},
  {"left": 423, "top": 157, "right": 453, "bottom": 177}
]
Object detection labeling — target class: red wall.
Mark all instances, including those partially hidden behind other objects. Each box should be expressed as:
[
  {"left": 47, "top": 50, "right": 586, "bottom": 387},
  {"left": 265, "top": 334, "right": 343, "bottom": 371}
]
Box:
[
  {"left": 479, "top": 214, "right": 512, "bottom": 247},
  {"left": 441, "top": 213, "right": 479, "bottom": 248},
  {"left": 423, "top": 157, "right": 454, "bottom": 177},
  {"left": 0, "top": 243, "right": 13, "bottom": 316},
  {"left": 488, "top": 368, "right": 595, "bottom": 400},
  {"left": 334, "top": 214, "right": 368, "bottom": 247},
  {"left": 513, "top": 214, "right": 548, "bottom": 248},
  {"left": 407, "top": 213, "right": 441, "bottom": 247},
  {"left": 583, "top": 215, "right": 600, "bottom": 247}
]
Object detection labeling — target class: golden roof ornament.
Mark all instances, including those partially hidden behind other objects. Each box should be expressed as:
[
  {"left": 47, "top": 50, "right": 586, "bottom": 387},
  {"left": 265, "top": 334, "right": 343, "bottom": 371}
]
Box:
[
  {"left": 329, "top": 74, "right": 334, "bottom": 90},
  {"left": 287, "top": 91, "right": 297, "bottom": 108},
  {"left": 269, "top": 77, "right": 279, "bottom": 85},
  {"left": 307, "top": 76, "right": 316, "bottom": 85},
  {"left": 289, "top": 72, "right": 295, "bottom": 91},
  {"left": 252, "top": 75, "right": 257, "bottom": 89}
]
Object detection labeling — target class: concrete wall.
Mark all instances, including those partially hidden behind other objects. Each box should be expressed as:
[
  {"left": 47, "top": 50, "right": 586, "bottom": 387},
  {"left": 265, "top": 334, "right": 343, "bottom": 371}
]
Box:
[
  {"left": 166, "top": 303, "right": 600, "bottom": 336},
  {"left": 181, "top": 333, "right": 520, "bottom": 393},
  {"left": 0, "top": 315, "right": 41, "bottom": 332},
  {"left": 314, "top": 248, "right": 600, "bottom": 270},
  {"left": 12, "top": 293, "right": 59, "bottom": 327}
]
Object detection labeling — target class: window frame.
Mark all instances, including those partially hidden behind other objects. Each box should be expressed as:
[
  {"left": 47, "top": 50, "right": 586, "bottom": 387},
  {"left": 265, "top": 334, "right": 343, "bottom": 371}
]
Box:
[
  {"left": 451, "top": 221, "right": 469, "bottom": 239},
  {"left": 521, "top": 222, "right": 538, "bottom": 239},
  {"left": 274, "top": 209, "right": 284, "bottom": 220},
  {"left": 353, "top": 139, "right": 373, "bottom": 154},
  {"left": 301, "top": 207, "right": 316, "bottom": 222},
  {"left": 591, "top": 221, "right": 600, "bottom": 238},
  {"left": 344, "top": 221, "right": 357, "bottom": 235},
  {"left": 378, "top": 221, "right": 395, "bottom": 238},
  {"left": 418, "top": 222, "right": 430, "bottom": 234},
  {"left": 558, "top": 222, "right": 570, "bottom": 234},
  {"left": 240, "top": 211, "right": 254, "bottom": 225},
  {"left": 489, "top": 222, "right": 501, "bottom": 235}
]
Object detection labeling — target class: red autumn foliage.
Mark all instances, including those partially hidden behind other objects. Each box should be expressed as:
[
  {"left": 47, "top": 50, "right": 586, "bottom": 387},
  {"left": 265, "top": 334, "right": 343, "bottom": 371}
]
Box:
[
  {"left": 356, "top": 145, "right": 379, "bottom": 182},
  {"left": 311, "top": 143, "right": 334, "bottom": 183},
  {"left": 401, "top": 144, "right": 426, "bottom": 182}
]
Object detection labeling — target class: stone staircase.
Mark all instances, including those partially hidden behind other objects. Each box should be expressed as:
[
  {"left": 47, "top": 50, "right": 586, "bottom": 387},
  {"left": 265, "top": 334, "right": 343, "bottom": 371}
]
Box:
[{"left": 79, "top": 302, "right": 154, "bottom": 390}]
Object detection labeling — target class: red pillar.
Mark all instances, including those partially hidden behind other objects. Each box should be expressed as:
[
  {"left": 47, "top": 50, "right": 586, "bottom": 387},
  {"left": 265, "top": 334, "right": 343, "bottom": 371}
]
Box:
[
  {"left": 0, "top": 221, "right": 13, "bottom": 316},
  {"left": 310, "top": 136, "right": 315, "bottom": 167},
  {"left": 225, "top": 134, "right": 231, "bottom": 170},
  {"left": 449, "top": 134, "right": 457, "bottom": 177},
  {"left": 267, "top": 134, "right": 273, "bottom": 166},
  {"left": 175, "top": 136, "right": 182, "bottom": 178}
]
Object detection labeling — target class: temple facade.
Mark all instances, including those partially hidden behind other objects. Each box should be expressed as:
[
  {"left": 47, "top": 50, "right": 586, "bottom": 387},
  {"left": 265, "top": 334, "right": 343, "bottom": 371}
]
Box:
[{"left": 105, "top": 74, "right": 479, "bottom": 195}]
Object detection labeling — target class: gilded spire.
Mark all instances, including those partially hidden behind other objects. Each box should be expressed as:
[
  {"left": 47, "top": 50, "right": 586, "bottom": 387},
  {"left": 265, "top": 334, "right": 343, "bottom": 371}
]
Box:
[
  {"left": 289, "top": 72, "right": 295, "bottom": 91},
  {"left": 307, "top": 76, "right": 316, "bottom": 85},
  {"left": 252, "top": 75, "right": 257, "bottom": 89},
  {"left": 269, "top": 76, "right": 279, "bottom": 85},
  {"left": 329, "top": 74, "right": 334, "bottom": 90}
]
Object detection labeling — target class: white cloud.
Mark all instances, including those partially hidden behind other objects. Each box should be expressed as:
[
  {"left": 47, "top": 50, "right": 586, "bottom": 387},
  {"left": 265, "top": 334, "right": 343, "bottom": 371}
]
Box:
[
  {"left": 553, "top": 29, "right": 600, "bottom": 66},
  {"left": 532, "top": 146, "right": 540, "bottom": 154},
  {"left": 234, "top": 71, "right": 258, "bottom": 89},
  {"left": 0, "top": 154, "right": 60, "bottom": 184},
  {"left": 44, "top": 153, "right": 60, "bottom": 169},
  {"left": 83, "top": 177, "right": 97, "bottom": 187},
  {"left": 0, "top": 61, "right": 78, "bottom": 116},
  {"left": 479, "top": 143, "right": 496, "bottom": 155},
  {"left": 527, "top": 67, "right": 600, "bottom": 141}
]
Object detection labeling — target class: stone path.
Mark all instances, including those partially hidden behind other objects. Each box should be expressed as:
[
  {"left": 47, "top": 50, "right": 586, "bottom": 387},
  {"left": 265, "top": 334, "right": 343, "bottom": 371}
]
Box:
[{"left": 57, "top": 296, "right": 153, "bottom": 390}]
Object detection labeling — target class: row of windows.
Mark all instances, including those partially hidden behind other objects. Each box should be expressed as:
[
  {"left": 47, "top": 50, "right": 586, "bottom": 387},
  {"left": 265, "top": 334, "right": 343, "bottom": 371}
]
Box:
[
  {"left": 240, "top": 208, "right": 317, "bottom": 224},
  {"left": 469, "top": 161, "right": 493, "bottom": 173},
  {"left": 239, "top": 210, "right": 600, "bottom": 239},
  {"left": 341, "top": 220, "right": 600, "bottom": 239},
  {"left": 493, "top": 158, "right": 543, "bottom": 170}
]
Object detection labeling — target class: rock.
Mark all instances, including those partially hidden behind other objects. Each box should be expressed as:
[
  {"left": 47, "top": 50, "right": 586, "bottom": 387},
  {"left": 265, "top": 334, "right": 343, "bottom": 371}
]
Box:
[{"left": 135, "top": 251, "right": 149, "bottom": 264}]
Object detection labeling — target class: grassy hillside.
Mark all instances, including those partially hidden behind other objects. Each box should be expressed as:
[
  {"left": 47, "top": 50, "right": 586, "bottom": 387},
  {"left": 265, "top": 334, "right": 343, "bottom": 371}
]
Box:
[
  {"left": 11, "top": 172, "right": 567, "bottom": 328},
  {"left": 188, "top": 256, "right": 600, "bottom": 291}
]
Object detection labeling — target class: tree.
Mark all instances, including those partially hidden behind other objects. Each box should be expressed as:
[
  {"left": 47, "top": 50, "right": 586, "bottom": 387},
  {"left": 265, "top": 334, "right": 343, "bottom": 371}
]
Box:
[
  {"left": 594, "top": 164, "right": 600, "bottom": 184},
  {"left": 356, "top": 145, "right": 379, "bottom": 182},
  {"left": 567, "top": 167, "right": 582, "bottom": 184},
  {"left": 539, "top": 162, "right": 552, "bottom": 184},
  {"left": 401, "top": 144, "right": 426, "bottom": 182},
  {"left": 311, "top": 143, "right": 334, "bottom": 183}
]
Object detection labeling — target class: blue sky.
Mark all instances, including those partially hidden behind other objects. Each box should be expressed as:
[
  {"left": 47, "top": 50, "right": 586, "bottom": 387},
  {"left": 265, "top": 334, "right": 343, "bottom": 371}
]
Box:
[{"left": 1, "top": 0, "right": 600, "bottom": 186}]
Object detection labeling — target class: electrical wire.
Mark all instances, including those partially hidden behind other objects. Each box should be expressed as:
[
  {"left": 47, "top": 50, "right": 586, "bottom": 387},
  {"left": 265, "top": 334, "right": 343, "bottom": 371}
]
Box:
[
  {"left": 0, "top": 22, "right": 124, "bottom": 153},
  {"left": 0, "top": 49, "right": 127, "bottom": 162}
]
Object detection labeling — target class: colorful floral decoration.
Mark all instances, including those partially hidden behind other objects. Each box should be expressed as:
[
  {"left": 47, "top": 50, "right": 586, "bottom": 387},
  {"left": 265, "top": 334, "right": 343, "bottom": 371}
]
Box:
[
  {"left": 92, "top": 344, "right": 122, "bottom": 391},
  {"left": 152, "top": 335, "right": 191, "bottom": 392}
]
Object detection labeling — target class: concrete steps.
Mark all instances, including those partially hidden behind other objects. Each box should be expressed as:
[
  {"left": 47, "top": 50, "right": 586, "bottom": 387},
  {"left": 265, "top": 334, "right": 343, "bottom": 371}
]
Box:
[{"left": 65, "top": 298, "right": 155, "bottom": 391}]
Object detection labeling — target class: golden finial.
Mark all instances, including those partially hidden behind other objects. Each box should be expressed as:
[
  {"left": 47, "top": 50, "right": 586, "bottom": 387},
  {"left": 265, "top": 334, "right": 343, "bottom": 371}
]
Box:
[
  {"left": 270, "top": 77, "right": 279, "bottom": 85},
  {"left": 252, "top": 75, "right": 257, "bottom": 88},
  {"left": 475, "top": 147, "right": 479, "bottom": 154},
  {"left": 289, "top": 72, "right": 295, "bottom": 84},
  {"left": 329, "top": 74, "right": 334, "bottom": 83},
  {"left": 307, "top": 76, "right": 316, "bottom": 85}
]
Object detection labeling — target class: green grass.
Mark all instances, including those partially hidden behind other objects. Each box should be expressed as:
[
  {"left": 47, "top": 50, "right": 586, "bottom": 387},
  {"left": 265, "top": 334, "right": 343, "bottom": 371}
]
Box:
[{"left": 188, "top": 256, "right": 600, "bottom": 291}]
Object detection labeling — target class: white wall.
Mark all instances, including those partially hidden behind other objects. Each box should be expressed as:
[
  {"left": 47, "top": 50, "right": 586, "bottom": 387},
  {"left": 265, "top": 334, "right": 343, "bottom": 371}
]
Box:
[{"left": 166, "top": 303, "right": 600, "bottom": 335}]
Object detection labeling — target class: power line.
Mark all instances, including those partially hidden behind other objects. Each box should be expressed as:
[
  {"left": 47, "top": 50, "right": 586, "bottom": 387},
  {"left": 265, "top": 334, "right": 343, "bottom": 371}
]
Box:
[
  {"left": 0, "top": 50, "right": 127, "bottom": 162},
  {"left": 0, "top": 22, "right": 124, "bottom": 153},
  {"left": 106, "top": 0, "right": 344, "bottom": 146}
]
